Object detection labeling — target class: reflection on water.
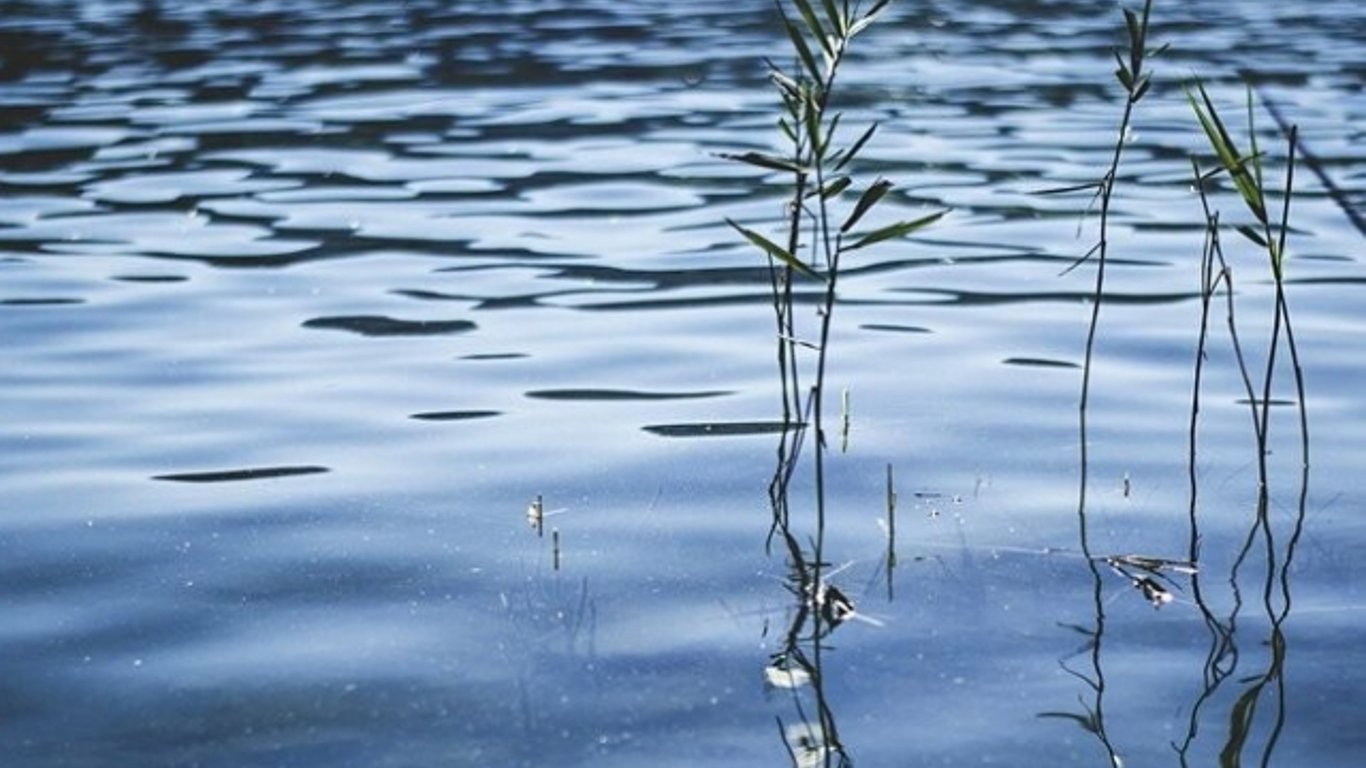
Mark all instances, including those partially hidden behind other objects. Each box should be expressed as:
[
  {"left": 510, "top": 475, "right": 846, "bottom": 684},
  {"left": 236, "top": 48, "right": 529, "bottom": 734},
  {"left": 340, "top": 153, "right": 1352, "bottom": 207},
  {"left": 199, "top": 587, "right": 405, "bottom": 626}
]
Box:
[{"left": 2, "top": 0, "right": 1364, "bottom": 765}]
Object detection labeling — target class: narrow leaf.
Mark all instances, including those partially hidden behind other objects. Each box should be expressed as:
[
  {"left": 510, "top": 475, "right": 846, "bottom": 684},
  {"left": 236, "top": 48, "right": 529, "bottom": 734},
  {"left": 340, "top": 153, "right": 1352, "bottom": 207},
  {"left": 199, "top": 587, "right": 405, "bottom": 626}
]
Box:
[
  {"left": 842, "top": 178, "right": 893, "bottom": 233},
  {"left": 849, "top": 0, "right": 892, "bottom": 37},
  {"left": 1235, "top": 224, "right": 1268, "bottom": 248},
  {"left": 792, "top": 0, "right": 833, "bottom": 57},
  {"left": 820, "top": 0, "right": 844, "bottom": 36},
  {"left": 770, "top": 70, "right": 802, "bottom": 99},
  {"left": 1036, "top": 181, "right": 1104, "bottom": 196},
  {"left": 814, "top": 175, "right": 852, "bottom": 199},
  {"left": 1115, "top": 66, "right": 1133, "bottom": 92},
  {"left": 846, "top": 210, "right": 947, "bottom": 251},
  {"left": 779, "top": 8, "right": 822, "bottom": 83},
  {"left": 1132, "top": 75, "right": 1152, "bottom": 103},
  {"left": 1123, "top": 9, "right": 1140, "bottom": 50},
  {"left": 719, "top": 151, "right": 807, "bottom": 174},
  {"left": 803, "top": 97, "right": 823, "bottom": 158},
  {"left": 833, "top": 122, "right": 877, "bottom": 171},
  {"left": 727, "top": 218, "right": 822, "bottom": 280}
]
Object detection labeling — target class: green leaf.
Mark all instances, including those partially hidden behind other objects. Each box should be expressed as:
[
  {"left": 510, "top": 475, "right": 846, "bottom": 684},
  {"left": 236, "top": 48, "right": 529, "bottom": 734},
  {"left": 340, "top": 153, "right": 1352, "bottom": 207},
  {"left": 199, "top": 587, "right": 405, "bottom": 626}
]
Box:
[
  {"left": 803, "top": 97, "right": 823, "bottom": 158},
  {"left": 727, "top": 218, "right": 822, "bottom": 279},
  {"left": 778, "top": 6, "right": 822, "bottom": 83},
  {"left": 820, "top": 0, "right": 844, "bottom": 36},
  {"left": 849, "top": 0, "right": 892, "bottom": 37},
  {"left": 719, "top": 151, "right": 807, "bottom": 174},
  {"left": 1132, "top": 75, "right": 1152, "bottom": 103},
  {"left": 1235, "top": 224, "right": 1268, "bottom": 248},
  {"left": 832, "top": 122, "right": 877, "bottom": 171},
  {"left": 792, "top": 0, "right": 833, "bottom": 57},
  {"left": 769, "top": 69, "right": 803, "bottom": 100},
  {"left": 1035, "top": 181, "right": 1104, "bottom": 196},
  {"left": 1187, "top": 83, "right": 1267, "bottom": 223},
  {"left": 842, "top": 178, "right": 893, "bottom": 233},
  {"left": 1123, "top": 8, "right": 1141, "bottom": 49},
  {"left": 812, "top": 175, "right": 851, "bottom": 199},
  {"left": 845, "top": 210, "right": 947, "bottom": 251},
  {"left": 1115, "top": 65, "right": 1133, "bottom": 92}
]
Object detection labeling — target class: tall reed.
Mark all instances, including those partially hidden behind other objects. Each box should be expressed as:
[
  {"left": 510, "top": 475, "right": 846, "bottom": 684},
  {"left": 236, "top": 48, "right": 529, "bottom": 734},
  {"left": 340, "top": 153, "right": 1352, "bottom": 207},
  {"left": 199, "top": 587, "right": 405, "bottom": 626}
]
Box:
[{"left": 727, "top": 2, "right": 941, "bottom": 764}]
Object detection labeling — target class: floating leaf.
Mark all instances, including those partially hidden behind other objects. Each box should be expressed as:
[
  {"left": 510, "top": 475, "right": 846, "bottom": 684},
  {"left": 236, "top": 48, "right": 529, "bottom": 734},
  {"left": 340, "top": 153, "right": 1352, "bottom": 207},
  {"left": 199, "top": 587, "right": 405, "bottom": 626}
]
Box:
[
  {"left": 845, "top": 210, "right": 947, "bottom": 251},
  {"left": 727, "top": 218, "right": 821, "bottom": 279}
]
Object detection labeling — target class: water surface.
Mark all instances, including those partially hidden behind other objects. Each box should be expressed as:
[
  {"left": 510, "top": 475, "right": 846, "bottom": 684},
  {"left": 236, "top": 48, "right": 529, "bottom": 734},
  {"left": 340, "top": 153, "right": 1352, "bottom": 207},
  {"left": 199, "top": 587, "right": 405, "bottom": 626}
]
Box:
[{"left": 2, "top": 1, "right": 1364, "bottom": 765}]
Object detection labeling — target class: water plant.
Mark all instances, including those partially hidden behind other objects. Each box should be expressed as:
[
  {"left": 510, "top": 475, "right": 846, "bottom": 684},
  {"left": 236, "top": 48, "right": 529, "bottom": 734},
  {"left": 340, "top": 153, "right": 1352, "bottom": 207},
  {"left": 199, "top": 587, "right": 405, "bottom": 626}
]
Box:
[
  {"left": 725, "top": 1, "right": 942, "bottom": 763},
  {"left": 726, "top": 0, "right": 942, "bottom": 582},
  {"left": 1038, "top": 3, "right": 1162, "bottom": 764}
]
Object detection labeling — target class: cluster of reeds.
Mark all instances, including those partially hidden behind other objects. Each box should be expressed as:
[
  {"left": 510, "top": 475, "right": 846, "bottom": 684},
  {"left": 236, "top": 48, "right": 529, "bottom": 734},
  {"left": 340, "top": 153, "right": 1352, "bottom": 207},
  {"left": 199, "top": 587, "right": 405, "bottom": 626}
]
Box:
[{"left": 1046, "top": 2, "right": 1313, "bottom": 765}]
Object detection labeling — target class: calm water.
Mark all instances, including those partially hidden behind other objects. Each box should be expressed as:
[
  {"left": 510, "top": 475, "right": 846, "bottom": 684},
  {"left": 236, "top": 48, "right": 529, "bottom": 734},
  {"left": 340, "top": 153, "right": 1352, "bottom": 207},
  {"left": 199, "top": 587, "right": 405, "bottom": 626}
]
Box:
[{"left": 2, "top": 1, "right": 1364, "bottom": 765}]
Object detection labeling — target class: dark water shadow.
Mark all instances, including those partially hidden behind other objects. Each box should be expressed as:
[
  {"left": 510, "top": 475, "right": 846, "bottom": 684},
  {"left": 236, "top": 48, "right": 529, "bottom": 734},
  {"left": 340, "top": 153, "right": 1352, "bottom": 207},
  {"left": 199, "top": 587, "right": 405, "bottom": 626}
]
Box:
[
  {"left": 409, "top": 410, "right": 502, "bottom": 422},
  {"left": 528, "top": 388, "right": 731, "bottom": 402},
  {"left": 152, "top": 465, "right": 329, "bottom": 483},
  {"left": 642, "top": 421, "right": 794, "bottom": 438},
  {"left": 301, "top": 315, "right": 476, "bottom": 337}
]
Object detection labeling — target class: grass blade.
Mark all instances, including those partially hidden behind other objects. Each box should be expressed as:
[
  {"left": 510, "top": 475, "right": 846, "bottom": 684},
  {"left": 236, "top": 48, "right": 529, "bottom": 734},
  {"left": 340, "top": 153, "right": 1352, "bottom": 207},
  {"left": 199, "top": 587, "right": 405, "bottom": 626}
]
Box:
[
  {"left": 727, "top": 218, "right": 822, "bottom": 279},
  {"left": 845, "top": 210, "right": 947, "bottom": 250},
  {"left": 841, "top": 178, "right": 893, "bottom": 233},
  {"left": 792, "top": 0, "right": 833, "bottom": 57},
  {"left": 832, "top": 122, "right": 877, "bottom": 171},
  {"left": 720, "top": 151, "right": 808, "bottom": 174}
]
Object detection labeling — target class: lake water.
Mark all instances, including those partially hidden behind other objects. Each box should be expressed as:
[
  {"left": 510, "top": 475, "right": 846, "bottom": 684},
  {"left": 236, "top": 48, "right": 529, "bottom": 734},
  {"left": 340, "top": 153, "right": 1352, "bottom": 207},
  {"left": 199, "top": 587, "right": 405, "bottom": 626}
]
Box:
[{"left": 2, "top": 1, "right": 1364, "bottom": 765}]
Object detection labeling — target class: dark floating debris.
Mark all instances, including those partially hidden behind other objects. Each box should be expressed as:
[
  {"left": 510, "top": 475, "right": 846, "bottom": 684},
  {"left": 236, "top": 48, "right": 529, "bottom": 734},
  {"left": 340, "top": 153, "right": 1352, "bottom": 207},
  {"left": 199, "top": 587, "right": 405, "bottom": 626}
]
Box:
[
  {"left": 152, "top": 465, "right": 329, "bottom": 483},
  {"left": 302, "top": 315, "right": 476, "bottom": 337},
  {"left": 527, "top": 388, "right": 732, "bottom": 402},
  {"left": 642, "top": 421, "right": 799, "bottom": 438},
  {"left": 1002, "top": 356, "right": 1081, "bottom": 369},
  {"left": 409, "top": 410, "right": 501, "bottom": 421}
]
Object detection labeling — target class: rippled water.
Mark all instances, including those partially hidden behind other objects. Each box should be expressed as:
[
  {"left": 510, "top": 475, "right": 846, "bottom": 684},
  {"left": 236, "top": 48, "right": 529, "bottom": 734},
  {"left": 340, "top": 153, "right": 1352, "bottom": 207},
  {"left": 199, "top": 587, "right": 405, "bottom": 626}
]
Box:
[{"left": 3, "top": 1, "right": 1364, "bottom": 765}]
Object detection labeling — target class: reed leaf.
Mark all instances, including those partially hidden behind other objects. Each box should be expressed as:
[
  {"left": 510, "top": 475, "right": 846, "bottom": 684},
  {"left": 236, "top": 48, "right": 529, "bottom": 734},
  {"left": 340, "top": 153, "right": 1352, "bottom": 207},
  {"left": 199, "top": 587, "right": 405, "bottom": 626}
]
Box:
[
  {"left": 778, "top": 7, "right": 823, "bottom": 83},
  {"left": 721, "top": 150, "right": 808, "bottom": 174},
  {"left": 849, "top": 0, "right": 892, "bottom": 38},
  {"left": 1235, "top": 224, "right": 1268, "bottom": 248},
  {"left": 820, "top": 0, "right": 843, "bottom": 36},
  {"left": 841, "top": 178, "right": 893, "bottom": 233},
  {"left": 1036, "top": 181, "right": 1103, "bottom": 196},
  {"left": 813, "top": 175, "right": 852, "bottom": 199},
  {"left": 791, "top": 0, "right": 834, "bottom": 57},
  {"left": 845, "top": 210, "right": 947, "bottom": 250},
  {"left": 727, "top": 218, "right": 822, "bottom": 279},
  {"left": 1187, "top": 84, "right": 1268, "bottom": 223},
  {"left": 832, "top": 122, "right": 877, "bottom": 171}
]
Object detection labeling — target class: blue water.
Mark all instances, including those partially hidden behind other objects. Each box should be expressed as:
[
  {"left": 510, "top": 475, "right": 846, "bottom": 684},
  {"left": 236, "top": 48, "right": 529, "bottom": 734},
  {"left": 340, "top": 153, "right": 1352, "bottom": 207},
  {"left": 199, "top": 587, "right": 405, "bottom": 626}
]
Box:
[{"left": 2, "top": 1, "right": 1364, "bottom": 765}]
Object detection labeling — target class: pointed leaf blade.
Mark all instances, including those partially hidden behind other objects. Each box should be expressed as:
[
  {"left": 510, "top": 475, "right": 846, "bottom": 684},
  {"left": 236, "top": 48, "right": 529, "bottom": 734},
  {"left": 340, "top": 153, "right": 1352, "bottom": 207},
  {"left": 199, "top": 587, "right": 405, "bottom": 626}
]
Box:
[
  {"left": 846, "top": 210, "right": 947, "bottom": 251},
  {"left": 727, "top": 218, "right": 822, "bottom": 280},
  {"left": 841, "top": 178, "right": 893, "bottom": 233}
]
